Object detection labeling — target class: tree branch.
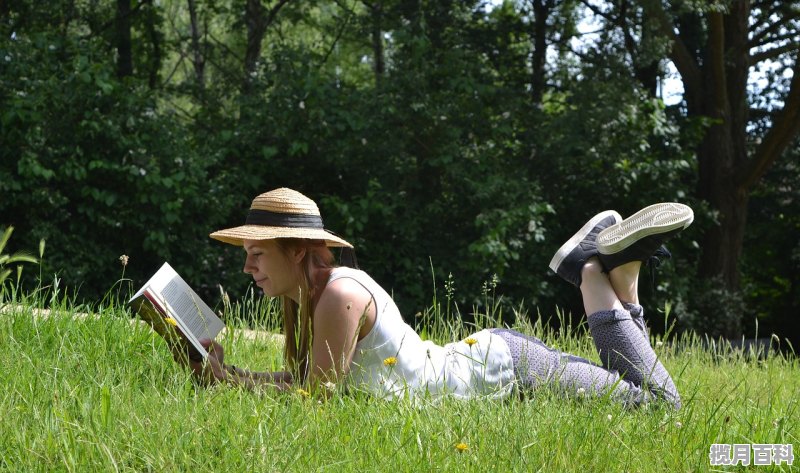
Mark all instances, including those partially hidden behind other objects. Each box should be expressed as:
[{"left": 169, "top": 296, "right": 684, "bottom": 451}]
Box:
[
  {"left": 751, "top": 0, "right": 777, "bottom": 10},
  {"left": 738, "top": 53, "right": 800, "bottom": 191},
  {"left": 205, "top": 55, "right": 245, "bottom": 84},
  {"left": 751, "top": 31, "right": 800, "bottom": 50},
  {"left": 162, "top": 50, "right": 188, "bottom": 86},
  {"left": 83, "top": 0, "right": 147, "bottom": 39},
  {"left": 319, "top": 1, "right": 356, "bottom": 67},
  {"left": 748, "top": 12, "right": 800, "bottom": 48},
  {"left": 637, "top": 0, "right": 702, "bottom": 104},
  {"left": 750, "top": 42, "right": 800, "bottom": 65},
  {"left": 579, "top": 0, "right": 617, "bottom": 24},
  {"left": 208, "top": 31, "right": 244, "bottom": 64},
  {"left": 563, "top": 43, "right": 595, "bottom": 62},
  {"left": 265, "top": 0, "right": 292, "bottom": 26}
]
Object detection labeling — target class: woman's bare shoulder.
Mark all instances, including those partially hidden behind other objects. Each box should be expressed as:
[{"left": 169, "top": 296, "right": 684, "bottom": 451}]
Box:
[
  {"left": 317, "top": 274, "right": 377, "bottom": 337},
  {"left": 320, "top": 275, "right": 374, "bottom": 311}
]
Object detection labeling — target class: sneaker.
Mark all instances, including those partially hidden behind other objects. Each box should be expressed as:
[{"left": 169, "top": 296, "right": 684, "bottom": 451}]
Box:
[
  {"left": 549, "top": 210, "right": 622, "bottom": 287},
  {"left": 596, "top": 203, "right": 693, "bottom": 271}
]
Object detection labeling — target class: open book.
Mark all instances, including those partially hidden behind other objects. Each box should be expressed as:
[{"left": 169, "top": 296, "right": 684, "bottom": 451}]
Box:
[{"left": 129, "top": 262, "right": 224, "bottom": 361}]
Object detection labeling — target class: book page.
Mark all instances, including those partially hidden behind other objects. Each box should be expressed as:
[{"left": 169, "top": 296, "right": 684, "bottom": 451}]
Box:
[
  {"left": 161, "top": 277, "right": 224, "bottom": 342},
  {"left": 131, "top": 262, "right": 177, "bottom": 299},
  {"left": 130, "top": 262, "right": 224, "bottom": 359}
]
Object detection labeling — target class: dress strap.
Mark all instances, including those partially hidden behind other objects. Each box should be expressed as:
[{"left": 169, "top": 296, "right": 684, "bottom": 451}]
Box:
[{"left": 327, "top": 268, "right": 380, "bottom": 323}]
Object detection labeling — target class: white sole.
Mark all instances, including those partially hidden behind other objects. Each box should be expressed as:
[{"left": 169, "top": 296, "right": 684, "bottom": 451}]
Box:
[
  {"left": 596, "top": 203, "right": 693, "bottom": 255},
  {"left": 548, "top": 210, "right": 622, "bottom": 273}
]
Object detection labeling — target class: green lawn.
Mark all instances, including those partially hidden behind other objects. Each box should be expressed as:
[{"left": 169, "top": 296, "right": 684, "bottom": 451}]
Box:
[{"left": 1, "top": 300, "right": 797, "bottom": 472}]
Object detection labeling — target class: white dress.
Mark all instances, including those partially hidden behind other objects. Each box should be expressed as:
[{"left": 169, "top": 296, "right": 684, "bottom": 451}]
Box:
[{"left": 329, "top": 267, "right": 515, "bottom": 399}]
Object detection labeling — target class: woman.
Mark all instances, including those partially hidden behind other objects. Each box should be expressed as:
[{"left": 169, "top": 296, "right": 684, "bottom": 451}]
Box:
[{"left": 185, "top": 188, "right": 690, "bottom": 408}]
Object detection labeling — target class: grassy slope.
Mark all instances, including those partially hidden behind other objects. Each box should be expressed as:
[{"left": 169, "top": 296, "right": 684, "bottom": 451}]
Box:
[{"left": 1, "top": 302, "right": 797, "bottom": 472}]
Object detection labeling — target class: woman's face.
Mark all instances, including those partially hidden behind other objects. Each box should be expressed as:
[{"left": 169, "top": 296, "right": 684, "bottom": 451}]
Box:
[{"left": 242, "top": 239, "right": 302, "bottom": 298}]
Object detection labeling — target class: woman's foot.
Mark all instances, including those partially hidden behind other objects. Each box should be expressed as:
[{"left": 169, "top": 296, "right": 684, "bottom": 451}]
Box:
[
  {"left": 596, "top": 203, "right": 693, "bottom": 271},
  {"left": 549, "top": 210, "right": 622, "bottom": 288}
]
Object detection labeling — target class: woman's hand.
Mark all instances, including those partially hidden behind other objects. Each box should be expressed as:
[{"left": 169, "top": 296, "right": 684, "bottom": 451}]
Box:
[
  {"left": 171, "top": 339, "right": 293, "bottom": 391},
  {"left": 172, "top": 339, "right": 228, "bottom": 385}
]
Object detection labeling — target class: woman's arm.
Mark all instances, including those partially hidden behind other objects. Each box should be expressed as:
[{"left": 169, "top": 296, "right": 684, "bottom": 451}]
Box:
[
  {"left": 178, "top": 339, "right": 294, "bottom": 391},
  {"left": 306, "top": 278, "right": 376, "bottom": 391},
  {"left": 224, "top": 364, "right": 294, "bottom": 390},
  {"left": 179, "top": 278, "right": 375, "bottom": 394}
]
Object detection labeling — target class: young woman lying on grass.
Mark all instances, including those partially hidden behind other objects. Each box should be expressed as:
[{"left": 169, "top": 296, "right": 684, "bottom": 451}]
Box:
[{"left": 183, "top": 188, "right": 692, "bottom": 408}]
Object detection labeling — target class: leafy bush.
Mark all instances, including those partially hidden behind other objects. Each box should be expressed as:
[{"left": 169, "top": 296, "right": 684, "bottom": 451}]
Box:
[{"left": 0, "top": 29, "right": 234, "bottom": 300}]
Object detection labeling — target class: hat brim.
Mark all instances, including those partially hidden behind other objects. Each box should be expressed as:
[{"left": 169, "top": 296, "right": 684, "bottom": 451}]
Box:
[{"left": 209, "top": 225, "right": 353, "bottom": 248}]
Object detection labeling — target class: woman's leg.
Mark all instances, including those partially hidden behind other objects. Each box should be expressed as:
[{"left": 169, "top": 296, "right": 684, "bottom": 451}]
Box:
[
  {"left": 581, "top": 258, "right": 681, "bottom": 408},
  {"left": 608, "top": 261, "right": 648, "bottom": 337},
  {"left": 491, "top": 328, "right": 649, "bottom": 406},
  {"left": 544, "top": 204, "right": 691, "bottom": 408}
]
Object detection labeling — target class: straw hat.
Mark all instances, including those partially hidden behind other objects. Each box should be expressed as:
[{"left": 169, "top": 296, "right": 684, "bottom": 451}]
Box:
[{"left": 210, "top": 188, "right": 353, "bottom": 248}]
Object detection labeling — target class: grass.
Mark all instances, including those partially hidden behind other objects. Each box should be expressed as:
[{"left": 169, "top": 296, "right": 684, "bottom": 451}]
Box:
[{"left": 1, "top": 285, "right": 798, "bottom": 472}]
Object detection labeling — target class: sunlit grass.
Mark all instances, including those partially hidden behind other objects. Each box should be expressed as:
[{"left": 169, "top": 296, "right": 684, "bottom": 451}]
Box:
[{"left": 0, "top": 284, "right": 797, "bottom": 472}]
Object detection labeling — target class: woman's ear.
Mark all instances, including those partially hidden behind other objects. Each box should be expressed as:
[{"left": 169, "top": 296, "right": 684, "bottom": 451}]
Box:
[{"left": 291, "top": 246, "right": 307, "bottom": 264}]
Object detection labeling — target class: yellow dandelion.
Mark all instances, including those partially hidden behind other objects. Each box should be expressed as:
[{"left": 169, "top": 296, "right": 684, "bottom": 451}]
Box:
[
  {"left": 164, "top": 317, "right": 178, "bottom": 327},
  {"left": 383, "top": 356, "right": 397, "bottom": 367},
  {"left": 295, "top": 388, "right": 310, "bottom": 398},
  {"left": 464, "top": 337, "right": 478, "bottom": 347},
  {"left": 455, "top": 442, "right": 469, "bottom": 452}
]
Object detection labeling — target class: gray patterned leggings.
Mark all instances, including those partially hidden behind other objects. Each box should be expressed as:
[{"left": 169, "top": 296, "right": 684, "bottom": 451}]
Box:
[{"left": 490, "top": 303, "right": 681, "bottom": 408}]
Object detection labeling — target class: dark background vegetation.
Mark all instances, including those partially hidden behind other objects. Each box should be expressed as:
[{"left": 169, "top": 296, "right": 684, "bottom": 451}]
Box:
[{"left": 2, "top": 0, "right": 798, "bottom": 346}]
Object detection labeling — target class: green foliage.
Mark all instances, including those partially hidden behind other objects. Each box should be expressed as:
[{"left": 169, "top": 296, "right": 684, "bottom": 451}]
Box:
[
  {"left": 740, "top": 146, "right": 800, "bottom": 342},
  {"left": 675, "top": 276, "right": 747, "bottom": 340},
  {"left": 0, "top": 0, "right": 797, "bottom": 344},
  {"left": 0, "top": 226, "right": 38, "bottom": 290},
  {"left": 0, "top": 21, "right": 235, "bottom": 299}
]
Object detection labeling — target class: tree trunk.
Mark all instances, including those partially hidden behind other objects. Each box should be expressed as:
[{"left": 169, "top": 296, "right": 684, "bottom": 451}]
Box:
[
  {"left": 369, "top": 1, "right": 384, "bottom": 85},
  {"left": 530, "top": 0, "right": 552, "bottom": 107},
  {"left": 243, "top": 0, "right": 267, "bottom": 92},
  {"left": 243, "top": 0, "right": 291, "bottom": 93},
  {"left": 187, "top": 0, "right": 205, "bottom": 91},
  {"left": 144, "top": 0, "right": 161, "bottom": 89},
  {"left": 116, "top": 0, "right": 133, "bottom": 78},
  {"left": 693, "top": 8, "right": 748, "bottom": 290},
  {"left": 696, "top": 129, "right": 749, "bottom": 290},
  {"left": 622, "top": 0, "right": 659, "bottom": 96}
]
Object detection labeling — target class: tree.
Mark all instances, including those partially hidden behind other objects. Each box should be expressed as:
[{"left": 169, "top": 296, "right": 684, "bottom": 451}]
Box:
[
  {"left": 646, "top": 1, "right": 799, "bottom": 291},
  {"left": 579, "top": 0, "right": 800, "bottom": 336},
  {"left": 116, "top": 0, "right": 134, "bottom": 78},
  {"left": 243, "top": 0, "right": 292, "bottom": 92}
]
